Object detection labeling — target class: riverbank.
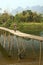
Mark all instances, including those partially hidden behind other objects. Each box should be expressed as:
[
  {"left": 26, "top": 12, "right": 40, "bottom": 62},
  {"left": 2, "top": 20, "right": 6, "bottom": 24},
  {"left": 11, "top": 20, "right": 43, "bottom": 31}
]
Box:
[{"left": 16, "top": 22, "right": 43, "bottom": 36}]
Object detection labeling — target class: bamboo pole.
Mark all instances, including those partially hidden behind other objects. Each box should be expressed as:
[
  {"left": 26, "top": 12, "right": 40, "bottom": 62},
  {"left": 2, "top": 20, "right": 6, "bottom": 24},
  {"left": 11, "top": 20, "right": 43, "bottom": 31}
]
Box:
[
  {"left": 28, "top": 39, "right": 37, "bottom": 59},
  {"left": 8, "top": 33, "right": 11, "bottom": 56},
  {"left": 16, "top": 36, "right": 20, "bottom": 61},
  {"left": 39, "top": 41, "right": 42, "bottom": 65},
  {"left": 18, "top": 38, "right": 25, "bottom": 55},
  {"left": 3, "top": 32, "right": 6, "bottom": 48},
  {"left": 31, "top": 39, "right": 37, "bottom": 58}
]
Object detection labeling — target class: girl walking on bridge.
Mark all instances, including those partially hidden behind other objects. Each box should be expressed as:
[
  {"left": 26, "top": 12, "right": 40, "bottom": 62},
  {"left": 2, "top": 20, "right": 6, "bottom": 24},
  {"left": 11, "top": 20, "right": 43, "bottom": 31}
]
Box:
[{"left": 14, "top": 23, "right": 17, "bottom": 32}]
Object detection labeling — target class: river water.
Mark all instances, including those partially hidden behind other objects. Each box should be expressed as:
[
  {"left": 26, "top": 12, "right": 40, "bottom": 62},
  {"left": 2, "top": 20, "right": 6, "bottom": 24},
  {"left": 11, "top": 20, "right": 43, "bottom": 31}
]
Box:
[{"left": 0, "top": 31, "right": 43, "bottom": 64}]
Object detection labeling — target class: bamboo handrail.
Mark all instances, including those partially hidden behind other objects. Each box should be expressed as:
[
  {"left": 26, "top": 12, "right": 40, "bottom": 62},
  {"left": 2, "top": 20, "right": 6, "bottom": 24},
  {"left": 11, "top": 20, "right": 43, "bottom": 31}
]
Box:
[{"left": 0, "top": 27, "right": 43, "bottom": 41}]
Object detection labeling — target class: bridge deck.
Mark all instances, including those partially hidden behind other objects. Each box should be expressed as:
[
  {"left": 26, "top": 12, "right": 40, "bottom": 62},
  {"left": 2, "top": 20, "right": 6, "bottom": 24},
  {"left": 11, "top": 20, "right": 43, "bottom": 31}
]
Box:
[{"left": 0, "top": 27, "right": 43, "bottom": 41}]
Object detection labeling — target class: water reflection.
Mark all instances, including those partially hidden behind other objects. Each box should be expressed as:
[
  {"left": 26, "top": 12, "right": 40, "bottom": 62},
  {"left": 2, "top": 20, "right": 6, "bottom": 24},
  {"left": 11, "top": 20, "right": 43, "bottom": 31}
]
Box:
[
  {"left": 0, "top": 32, "right": 43, "bottom": 61},
  {"left": 40, "top": 31, "right": 43, "bottom": 37}
]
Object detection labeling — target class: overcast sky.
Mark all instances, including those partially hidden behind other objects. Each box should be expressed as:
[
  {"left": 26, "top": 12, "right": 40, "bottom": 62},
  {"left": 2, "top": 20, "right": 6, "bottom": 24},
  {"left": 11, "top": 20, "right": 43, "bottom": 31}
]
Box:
[{"left": 0, "top": 0, "right": 43, "bottom": 11}]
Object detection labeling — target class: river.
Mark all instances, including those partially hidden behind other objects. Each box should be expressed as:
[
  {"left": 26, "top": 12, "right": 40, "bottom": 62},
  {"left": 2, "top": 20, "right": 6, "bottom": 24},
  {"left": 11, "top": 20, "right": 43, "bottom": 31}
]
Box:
[{"left": 0, "top": 31, "right": 43, "bottom": 65}]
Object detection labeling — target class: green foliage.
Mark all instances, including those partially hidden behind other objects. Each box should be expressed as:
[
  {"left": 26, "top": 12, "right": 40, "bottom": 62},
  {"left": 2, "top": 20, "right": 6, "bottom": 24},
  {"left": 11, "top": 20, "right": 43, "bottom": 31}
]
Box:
[
  {"left": 2, "top": 19, "right": 13, "bottom": 28},
  {"left": 0, "top": 10, "right": 43, "bottom": 27},
  {"left": 15, "top": 10, "right": 43, "bottom": 22},
  {"left": 0, "top": 12, "right": 15, "bottom": 27},
  {"left": 17, "top": 22, "right": 43, "bottom": 35},
  {"left": 0, "top": 10, "right": 43, "bottom": 35}
]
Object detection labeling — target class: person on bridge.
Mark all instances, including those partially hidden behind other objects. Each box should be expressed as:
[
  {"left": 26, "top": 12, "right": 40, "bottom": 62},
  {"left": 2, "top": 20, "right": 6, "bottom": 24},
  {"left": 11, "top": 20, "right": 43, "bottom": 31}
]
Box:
[{"left": 14, "top": 23, "right": 17, "bottom": 32}]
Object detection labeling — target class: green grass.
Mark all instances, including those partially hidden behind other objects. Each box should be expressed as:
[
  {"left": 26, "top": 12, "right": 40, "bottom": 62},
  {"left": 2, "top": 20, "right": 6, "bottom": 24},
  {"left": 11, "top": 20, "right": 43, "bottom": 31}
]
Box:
[
  {"left": 17, "top": 22, "right": 43, "bottom": 35},
  {"left": 2, "top": 21, "right": 43, "bottom": 36}
]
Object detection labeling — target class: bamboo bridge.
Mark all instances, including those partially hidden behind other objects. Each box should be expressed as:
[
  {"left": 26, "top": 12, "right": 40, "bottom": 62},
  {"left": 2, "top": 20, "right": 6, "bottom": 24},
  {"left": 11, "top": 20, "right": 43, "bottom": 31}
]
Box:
[{"left": 0, "top": 27, "right": 43, "bottom": 65}]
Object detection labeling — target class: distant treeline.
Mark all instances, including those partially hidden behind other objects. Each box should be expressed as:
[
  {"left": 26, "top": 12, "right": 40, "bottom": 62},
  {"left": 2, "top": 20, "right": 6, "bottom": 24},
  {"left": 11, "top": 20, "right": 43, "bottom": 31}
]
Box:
[
  {"left": 0, "top": 10, "right": 43, "bottom": 28},
  {"left": 15, "top": 10, "right": 43, "bottom": 22}
]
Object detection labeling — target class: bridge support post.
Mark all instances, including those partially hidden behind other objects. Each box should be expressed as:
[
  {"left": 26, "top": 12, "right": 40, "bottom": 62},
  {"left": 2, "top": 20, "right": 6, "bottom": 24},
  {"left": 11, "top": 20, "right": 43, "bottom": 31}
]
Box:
[
  {"left": 39, "top": 41, "right": 42, "bottom": 65},
  {"left": 3, "top": 32, "right": 6, "bottom": 48},
  {"left": 8, "top": 33, "right": 11, "bottom": 56},
  {"left": 21, "top": 38, "right": 25, "bottom": 53},
  {"left": 16, "top": 36, "right": 20, "bottom": 62},
  {"left": 30, "top": 39, "right": 37, "bottom": 59}
]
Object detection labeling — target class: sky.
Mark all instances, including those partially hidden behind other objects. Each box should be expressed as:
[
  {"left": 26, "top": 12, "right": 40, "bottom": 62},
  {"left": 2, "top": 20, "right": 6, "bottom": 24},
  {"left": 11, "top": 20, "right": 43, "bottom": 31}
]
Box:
[{"left": 0, "top": 0, "right": 43, "bottom": 12}]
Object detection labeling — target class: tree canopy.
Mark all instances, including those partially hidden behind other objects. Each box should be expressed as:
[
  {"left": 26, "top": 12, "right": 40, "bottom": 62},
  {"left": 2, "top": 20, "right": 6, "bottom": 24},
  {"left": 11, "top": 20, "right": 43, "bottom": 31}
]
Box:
[{"left": 0, "top": 10, "right": 43, "bottom": 29}]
